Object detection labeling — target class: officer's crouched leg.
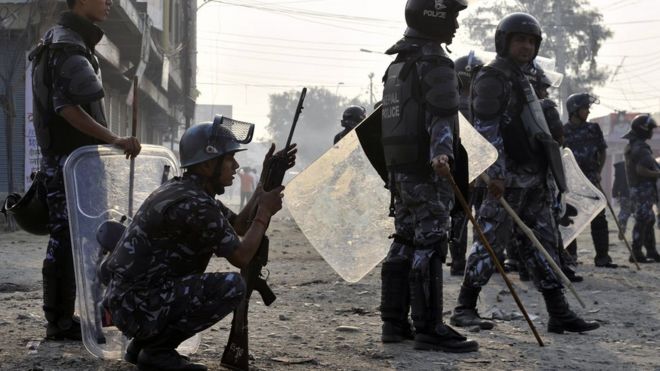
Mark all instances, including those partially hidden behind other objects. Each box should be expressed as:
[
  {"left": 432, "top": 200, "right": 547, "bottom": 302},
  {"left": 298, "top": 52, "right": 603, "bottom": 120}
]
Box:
[{"left": 135, "top": 273, "right": 246, "bottom": 370}]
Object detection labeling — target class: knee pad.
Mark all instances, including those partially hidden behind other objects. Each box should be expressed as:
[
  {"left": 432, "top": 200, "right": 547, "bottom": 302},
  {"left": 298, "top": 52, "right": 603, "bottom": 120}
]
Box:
[{"left": 410, "top": 250, "right": 444, "bottom": 331}]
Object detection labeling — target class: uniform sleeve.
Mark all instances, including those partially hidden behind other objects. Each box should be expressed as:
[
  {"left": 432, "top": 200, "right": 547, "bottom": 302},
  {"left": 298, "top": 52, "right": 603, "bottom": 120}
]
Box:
[
  {"left": 50, "top": 47, "right": 104, "bottom": 112},
  {"left": 591, "top": 124, "right": 608, "bottom": 150},
  {"left": 471, "top": 71, "right": 509, "bottom": 180},
  {"left": 420, "top": 62, "right": 458, "bottom": 160},
  {"left": 168, "top": 198, "right": 241, "bottom": 258}
]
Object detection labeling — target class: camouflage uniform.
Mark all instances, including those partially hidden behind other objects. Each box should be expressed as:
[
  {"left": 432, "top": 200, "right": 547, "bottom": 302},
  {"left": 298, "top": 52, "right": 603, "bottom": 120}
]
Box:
[
  {"left": 380, "top": 38, "right": 458, "bottom": 339},
  {"left": 461, "top": 59, "right": 563, "bottom": 293},
  {"left": 31, "top": 12, "right": 108, "bottom": 338},
  {"left": 625, "top": 138, "right": 660, "bottom": 260},
  {"left": 563, "top": 122, "right": 612, "bottom": 265},
  {"left": 103, "top": 173, "right": 246, "bottom": 340}
]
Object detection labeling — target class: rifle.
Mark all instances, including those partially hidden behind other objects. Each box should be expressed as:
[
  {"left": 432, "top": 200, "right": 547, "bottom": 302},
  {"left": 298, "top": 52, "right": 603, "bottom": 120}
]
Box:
[{"left": 221, "top": 87, "right": 307, "bottom": 371}]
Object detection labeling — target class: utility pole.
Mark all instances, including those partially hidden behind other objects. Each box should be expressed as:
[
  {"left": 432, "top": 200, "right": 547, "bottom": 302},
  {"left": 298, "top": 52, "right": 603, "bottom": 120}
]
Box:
[
  {"left": 368, "top": 72, "right": 375, "bottom": 107},
  {"left": 553, "top": 1, "right": 569, "bottom": 122}
]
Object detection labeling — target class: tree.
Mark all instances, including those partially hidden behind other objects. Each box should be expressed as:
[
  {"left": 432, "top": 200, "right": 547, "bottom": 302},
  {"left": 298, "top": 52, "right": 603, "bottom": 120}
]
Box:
[
  {"left": 462, "top": 0, "right": 612, "bottom": 116},
  {"left": 266, "top": 87, "right": 368, "bottom": 168}
]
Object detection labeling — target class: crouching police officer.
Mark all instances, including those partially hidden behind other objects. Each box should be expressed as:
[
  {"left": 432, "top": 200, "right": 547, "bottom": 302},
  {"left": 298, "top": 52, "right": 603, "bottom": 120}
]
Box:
[
  {"left": 449, "top": 12, "right": 599, "bottom": 335},
  {"left": 379, "top": 0, "right": 478, "bottom": 353},
  {"left": 624, "top": 115, "right": 660, "bottom": 263},
  {"left": 334, "top": 105, "right": 367, "bottom": 144},
  {"left": 102, "top": 122, "right": 295, "bottom": 370}
]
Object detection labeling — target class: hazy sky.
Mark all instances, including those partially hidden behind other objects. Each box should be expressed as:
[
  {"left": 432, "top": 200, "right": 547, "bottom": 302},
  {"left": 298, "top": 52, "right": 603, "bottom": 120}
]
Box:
[{"left": 195, "top": 0, "right": 660, "bottom": 140}]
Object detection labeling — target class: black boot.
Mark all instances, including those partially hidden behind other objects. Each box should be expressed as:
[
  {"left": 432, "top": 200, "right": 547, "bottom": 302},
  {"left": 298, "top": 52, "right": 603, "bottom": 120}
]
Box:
[
  {"left": 414, "top": 323, "right": 479, "bottom": 353},
  {"left": 592, "top": 214, "right": 617, "bottom": 268},
  {"left": 138, "top": 328, "right": 206, "bottom": 371},
  {"left": 126, "top": 337, "right": 190, "bottom": 365},
  {"left": 542, "top": 289, "right": 599, "bottom": 334},
  {"left": 449, "top": 285, "right": 494, "bottom": 330},
  {"left": 642, "top": 225, "right": 660, "bottom": 262},
  {"left": 380, "top": 255, "right": 414, "bottom": 343},
  {"left": 43, "top": 260, "right": 82, "bottom": 341},
  {"left": 566, "top": 240, "right": 578, "bottom": 262}
]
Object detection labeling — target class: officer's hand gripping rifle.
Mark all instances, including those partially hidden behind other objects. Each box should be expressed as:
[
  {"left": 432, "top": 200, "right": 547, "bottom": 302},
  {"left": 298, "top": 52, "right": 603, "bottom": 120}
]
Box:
[{"left": 221, "top": 87, "right": 306, "bottom": 371}]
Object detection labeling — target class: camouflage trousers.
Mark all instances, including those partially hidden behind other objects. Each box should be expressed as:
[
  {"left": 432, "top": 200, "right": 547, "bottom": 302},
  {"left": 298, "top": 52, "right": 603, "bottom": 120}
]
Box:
[
  {"left": 379, "top": 172, "right": 452, "bottom": 328},
  {"left": 107, "top": 272, "right": 245, "bottom": 339},
  {"left": 389, "top": 172, "right": 453, "bottom": 248},
  {"left": 41, "top": 155, "right": 78, "bottom": 323},
  {"left": 631, "top": 183, "right": 658, "bottom": 254},
  {"left": 41, "top": 155, "right": 71, "bottom": 264},
  {"left": 616, "top": 196, "right": 635, "bottom": 232},
  {"left": 464, "top": 186, "right": 563, "bottom": 291}
]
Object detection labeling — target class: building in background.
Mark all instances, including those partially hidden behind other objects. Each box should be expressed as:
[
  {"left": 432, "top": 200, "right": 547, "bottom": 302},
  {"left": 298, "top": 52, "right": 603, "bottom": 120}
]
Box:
[
  {"left": 591, "top": 111, "right": 660, "bottom": 198},
  {"left": 0, "top": 0, "right": 197, "bottom": 195}
]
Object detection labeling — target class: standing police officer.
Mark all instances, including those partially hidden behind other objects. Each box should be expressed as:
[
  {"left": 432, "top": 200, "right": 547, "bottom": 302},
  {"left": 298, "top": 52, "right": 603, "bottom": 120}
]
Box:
[
  {"left": 563, "top": 93, "right": 618, "bottom": 268},
  {"left": 334, "top": 105, "right": 367, "bottom": 144},
  {"left": 102, "top": 123, "right": 295, "bottom": 370},
  {"left": 378, "top": 0, "right": 478, "bottom": 352},
  {"left": 624, "top": 115, "right": 660, "bottom": 263},
  {"left": 30, "top": 0, "right": 141, "bottom": 340},
  {"left": 449, "top": 13, "right": 599, "bottom": 334}
]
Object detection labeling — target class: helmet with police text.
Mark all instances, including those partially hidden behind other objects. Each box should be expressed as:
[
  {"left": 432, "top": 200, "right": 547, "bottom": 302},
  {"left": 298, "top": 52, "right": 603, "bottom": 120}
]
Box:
[
  {"left": 495, "top": 12, "right": 543, "bottom": 58},
  {"left": 1, "top": 172, "right": 49, "bottom": 235},
  {"left": 566, "top": 93, "right": 599, "bottom": 117},
  {"left": 179, "top": 115, "right": 254, "bottom": 168},
  {"left": 341, "top": 105, "right": 367, "bottom": 129},
  {"left": 404, "top": 0, "right": 468, "bottom": 40},
  {"left": 454, "top": 51, "right": 484, "bottom": 89},
  {"left": 623, "top": 114, "right": 658, "bottom": 140}
]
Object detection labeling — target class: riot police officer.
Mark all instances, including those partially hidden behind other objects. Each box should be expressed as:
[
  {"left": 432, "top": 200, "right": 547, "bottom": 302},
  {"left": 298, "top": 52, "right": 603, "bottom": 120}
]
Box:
[
  {"left": 447, "top": 52, "right": 485, "bottom": 276},
  {"left": 29, "top": 0, "right": 141, "bottom": 340},
  {"left": 379, "top": 0, "right": 478, "bottom": 352},
  {"left": 624, "top": 115, "right": 660, "bottom": 262},
  {"left": 102, "top": 122, "right": 296, "bottom": 370},
  {"left": 563, "top": 93, "right": 618, "bottom": 268},
  {"left": 333, "top": 105, "right": 367, "bottom": 144},
  {"left": 449, "top": 13, "right": 599, "bottom": 335}
]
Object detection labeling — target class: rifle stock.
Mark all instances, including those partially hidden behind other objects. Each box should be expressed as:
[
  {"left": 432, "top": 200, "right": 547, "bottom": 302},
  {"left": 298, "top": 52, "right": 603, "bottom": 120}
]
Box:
[{"left": 221, "top": 88, "right": 306, "bottom": 371}]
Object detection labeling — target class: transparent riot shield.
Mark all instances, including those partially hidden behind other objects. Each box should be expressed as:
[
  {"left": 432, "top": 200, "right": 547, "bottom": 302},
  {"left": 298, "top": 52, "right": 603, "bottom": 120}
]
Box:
[
  {"left": 283, "top": 113, "right": 498, "bottom": 282},
  {"left": 559, "top": 148, "right": 607, "bottom": 247},
  {"left": 64, "top": 144, "right": 200, "bottom": 359}
]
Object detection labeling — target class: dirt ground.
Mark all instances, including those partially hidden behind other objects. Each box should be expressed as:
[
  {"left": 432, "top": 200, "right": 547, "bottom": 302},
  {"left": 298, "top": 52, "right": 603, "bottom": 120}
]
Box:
[{"left": 0, "top": 202, "right": 659, "bottom": 371}]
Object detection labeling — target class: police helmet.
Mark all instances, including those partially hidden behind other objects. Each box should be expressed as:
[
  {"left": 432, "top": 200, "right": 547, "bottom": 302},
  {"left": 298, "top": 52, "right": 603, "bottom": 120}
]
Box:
[
  {"left": 566, "top": 93, "right": 599, "bottom": 116},
  {"left": 494, "top": 12, "right": 543, "bottom": 58},
  {"left": 623, "top": 114, "right": 657, "bottom": 139},
  {"left": 404, "top": 0, "right": 468, "bottom": 40},
  {"left": 341, "top": 105, "right": 367, "bottom": 128},
  {"left": 179, "top": 115, "right": 254, "bottom": 168},
  {"left": 1, "top": 172, "right": 49, "bottom": 235},
  {"left": 454, "top": 51, "right": 484, "bottom": 88}
]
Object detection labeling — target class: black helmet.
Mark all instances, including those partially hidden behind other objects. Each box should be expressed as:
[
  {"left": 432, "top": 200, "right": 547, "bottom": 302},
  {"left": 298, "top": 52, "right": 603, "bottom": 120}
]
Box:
[
  {"left": 623, "top": 114, "right": 657, "bottom": 139},
  {"left": 341, "top": 105, "right": 367, "bottom": 129},
  {"left": 404, "top": 0, "right": 468, "bottom": 40},
  {"left": 1, "top": 172, "right": 49, "bottom": 235},
  {"left": 454, "top": 51, "right": 484, "bottom": 88},
  {"left": 179, "top": 115, "right": 254, "bottom": 168},
  {"left": 566, "top": 93, "right": 598, "bottom": 117},
  {"left": 494, "top": 12, "right": 543, "bottom": 58}
]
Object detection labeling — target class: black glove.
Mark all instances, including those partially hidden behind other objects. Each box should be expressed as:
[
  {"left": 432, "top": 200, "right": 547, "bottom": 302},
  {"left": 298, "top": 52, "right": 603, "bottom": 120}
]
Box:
[{"left": 558, "top": 203, "right": 578, "bottom": 226}]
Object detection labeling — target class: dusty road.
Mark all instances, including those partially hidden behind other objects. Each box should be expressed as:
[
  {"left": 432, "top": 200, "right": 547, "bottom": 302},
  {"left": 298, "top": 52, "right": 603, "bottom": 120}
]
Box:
[{"left": 0, "top": 205, "right": 659, "bottom": 371}]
